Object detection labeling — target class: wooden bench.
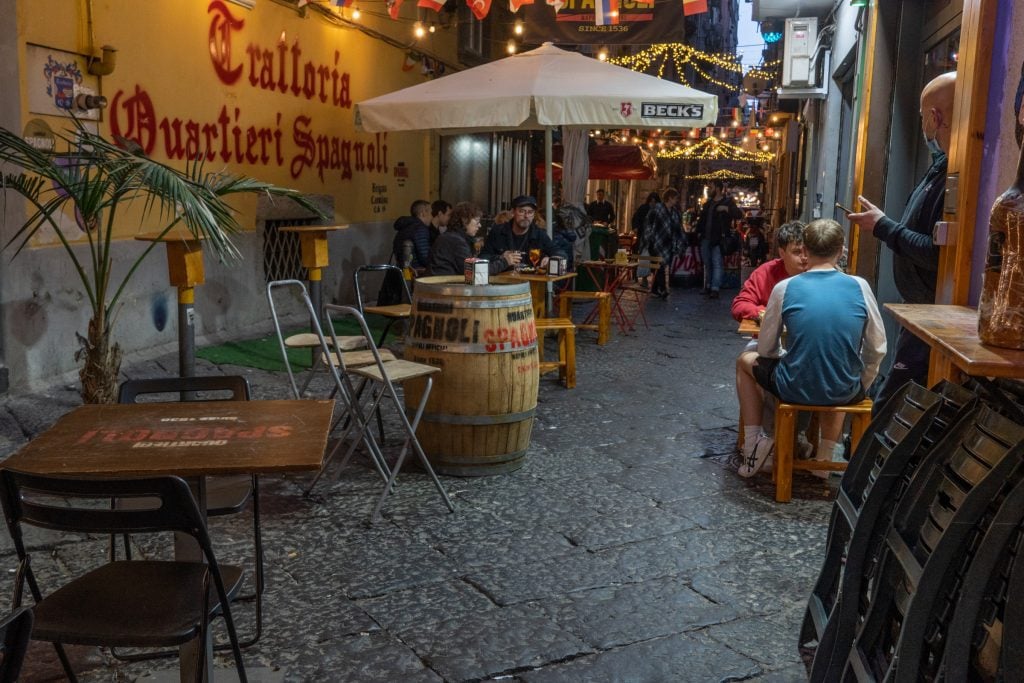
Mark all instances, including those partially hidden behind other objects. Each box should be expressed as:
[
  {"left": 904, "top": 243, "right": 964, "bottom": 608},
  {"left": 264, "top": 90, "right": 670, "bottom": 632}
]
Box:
[
  {"left": 772, "top": 398, "right": 873, "bottom": 503},
  {"left": 535, "top": 318, "right": 576, "bottom": 388},
  {"left": 557, "top": 291, "right": 611, "bottom": 346}
]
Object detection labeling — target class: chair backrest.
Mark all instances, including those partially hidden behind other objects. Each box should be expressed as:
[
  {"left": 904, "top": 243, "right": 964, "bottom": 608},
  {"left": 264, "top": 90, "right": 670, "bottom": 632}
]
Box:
[
  {"left": 0, "top": 607, "right": 32, "bottom": 683},
  {"left": 118, "top": 375, "right": 250, "bottom": 404},
  {"left": 0, "top": 471, "right": 210, "bottom": 549},
  {"left": 354, "top": 264, "right": 411, "bottom": 311},
  {"left": 323, "top": 304, "right": 387, "bottom": 376}
]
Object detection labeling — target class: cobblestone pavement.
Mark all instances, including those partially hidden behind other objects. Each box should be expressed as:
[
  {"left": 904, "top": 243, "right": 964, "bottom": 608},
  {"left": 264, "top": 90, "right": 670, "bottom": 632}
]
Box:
[{"left": 2, "top": 288, "right": 835, "bottom": 682}]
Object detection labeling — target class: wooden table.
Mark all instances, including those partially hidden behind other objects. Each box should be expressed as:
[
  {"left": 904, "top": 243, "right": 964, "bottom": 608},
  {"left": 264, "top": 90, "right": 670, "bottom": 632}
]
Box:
[
  {"left": 737, "top": 318, "right": 760, "bottom": 336},
  {"left": 507, "top": 271, "right": 577, "bottom": 318},
  {"left": 885, "top": 303, "right": 1024, "bottom": 383},
  {"left": 3, "top": 399, "right": 333, "bottom": 681}
]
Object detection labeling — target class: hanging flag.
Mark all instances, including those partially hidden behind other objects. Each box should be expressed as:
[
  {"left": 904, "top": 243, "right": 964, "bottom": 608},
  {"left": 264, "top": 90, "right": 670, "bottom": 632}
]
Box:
[
  {"left": 467, "top": 0, "right": 491, "bottom": 20},
  {"left": 594, "top": 0, "right": 618, "bottom": 25},
  {"left": 682, "top": 0, "right": 708, "bottom": 16},
  {"left": 546, "top": 0, "right": 564, "bottom": 13},
  {"left": 418, "top": 0, "right": 444, "bottom": 11},
  {"left": 633, "top": 0, "right": 653, "bottom": 4},
  {"left": 388, "top": 0, "right": 403, "bottom": 18},
  {"left": 297, "top": 0, "right": 310, "bottom": 6},
  {"left": 509, "top": 0, "right": 533, "bottom": 12},
  {"left": 334, "top": 0, "right": 353, "bottom": 6}
]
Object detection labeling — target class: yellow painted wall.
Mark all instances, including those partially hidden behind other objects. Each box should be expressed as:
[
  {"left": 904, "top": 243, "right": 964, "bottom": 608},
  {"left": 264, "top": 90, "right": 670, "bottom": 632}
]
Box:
[{"left": 18, "top": 0, "right": 447, "bottom": 237}]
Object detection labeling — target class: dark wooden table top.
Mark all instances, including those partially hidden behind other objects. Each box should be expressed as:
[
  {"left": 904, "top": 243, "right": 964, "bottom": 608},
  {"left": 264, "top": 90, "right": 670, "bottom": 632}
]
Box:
[
  {"left": 2, "top": 399, "right": 334, "bottom": 477},
  {"left": 886, "top": 303, "right": 1024, "bottom": 379}
]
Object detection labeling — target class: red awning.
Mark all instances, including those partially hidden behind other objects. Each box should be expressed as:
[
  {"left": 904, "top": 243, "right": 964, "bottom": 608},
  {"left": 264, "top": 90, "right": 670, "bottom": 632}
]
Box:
[{"left": 535, "top": 144, "right": 658, "bottom": 181}]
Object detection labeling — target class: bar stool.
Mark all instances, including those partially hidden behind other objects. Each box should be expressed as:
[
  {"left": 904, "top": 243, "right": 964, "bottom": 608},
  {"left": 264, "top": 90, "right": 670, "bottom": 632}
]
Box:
[{"left": 772, "top": 398, "right": 873, "bottom": 502}]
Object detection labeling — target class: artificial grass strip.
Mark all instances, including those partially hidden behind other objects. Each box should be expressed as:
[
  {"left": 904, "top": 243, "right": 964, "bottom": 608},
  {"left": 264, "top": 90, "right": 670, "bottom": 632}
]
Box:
[{"left": 196, "top": 317, "right": 391, "bottom": 372}]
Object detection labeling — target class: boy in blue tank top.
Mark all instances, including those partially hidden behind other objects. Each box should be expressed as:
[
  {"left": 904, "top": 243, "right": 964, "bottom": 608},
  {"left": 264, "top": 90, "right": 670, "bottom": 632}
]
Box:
[{"left": 737, "top": 219, "right": 886, "bottom": 477}]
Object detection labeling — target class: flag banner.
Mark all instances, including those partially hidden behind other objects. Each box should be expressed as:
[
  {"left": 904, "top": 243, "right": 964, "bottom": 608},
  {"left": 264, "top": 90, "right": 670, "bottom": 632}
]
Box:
[
  {"left": 467, "top": 0, "right": 492, "bottom": 19},
  {"left": 418, "top": 0, "right": 444, "bottom": 10},
  {"left": 510, "top": 0, "right": 534, "bottom": 11},
  {"left": 594, "top": 0, "right": 618, "bottom": 26},
  {"left": 388, "top": 0, "right": 403, "bottom": 18},
  {"left": 683, "top": 0, "right": 708, "bottom": 16},
  {"left": 523, "top": 0, "right": 681, "bottom": 44},
  {"left": 334, "top": 0, "right": 353, "bottom": 7}
]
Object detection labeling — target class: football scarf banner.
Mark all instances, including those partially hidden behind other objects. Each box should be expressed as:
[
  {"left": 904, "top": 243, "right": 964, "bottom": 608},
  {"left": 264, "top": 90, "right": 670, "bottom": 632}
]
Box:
[{"left": 522, "top": 0, "right": 685, "bottom": 44}]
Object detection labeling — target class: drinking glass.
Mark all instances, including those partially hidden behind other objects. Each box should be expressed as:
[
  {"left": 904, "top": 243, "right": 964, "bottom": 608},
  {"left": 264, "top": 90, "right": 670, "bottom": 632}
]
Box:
[{"left": 529, "top": 248, "right": 542, "bottom": 269}]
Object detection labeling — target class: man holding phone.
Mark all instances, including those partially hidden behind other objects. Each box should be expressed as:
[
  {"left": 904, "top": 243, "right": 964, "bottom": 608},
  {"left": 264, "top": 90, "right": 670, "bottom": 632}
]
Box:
[{"left": 846, "top": 71, "right": 956, "bottom": 411}]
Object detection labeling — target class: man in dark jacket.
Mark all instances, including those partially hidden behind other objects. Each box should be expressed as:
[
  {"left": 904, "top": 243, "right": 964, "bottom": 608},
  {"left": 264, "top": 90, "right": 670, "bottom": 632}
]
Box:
[
  {"left": 392, "top": 199, "right": 433, "bottom": 270},
  {"left": 848, "top": 71, "right": 955, "bottom": 411},
  {"left": 480, "top": 195, "right": 566, "bottom": 271},
  {"left": 695, "top": 180, "right": 743, "bottom": 298},
  {"left": 587, "top": 189, "right": 616, "bottom": 224}
]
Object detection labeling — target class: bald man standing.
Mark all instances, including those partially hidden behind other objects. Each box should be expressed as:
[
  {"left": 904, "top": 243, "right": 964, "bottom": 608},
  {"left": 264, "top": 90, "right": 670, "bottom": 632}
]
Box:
[{"left": 848, "top": 71, "right": 956, "bottom": 410}]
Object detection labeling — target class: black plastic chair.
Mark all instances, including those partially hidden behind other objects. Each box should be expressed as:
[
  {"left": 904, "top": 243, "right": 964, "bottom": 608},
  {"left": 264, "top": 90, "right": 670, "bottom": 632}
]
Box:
[
  {"left": 844, "top": 405, "right": 1024, "bottom": 681},
  {"left": 115, "top": 376, "right": 263, "bottom": 651},
  {"left": 0, "top": 471, "right": 247, "bottom": 682},
  {"left": 803, "top": 380, "right": 977, "bottom": 681},
  {"left": 0, "top": 607, "right": 33, "bottom": 683},
  {"left": 353, "top": 264, "right": 412, "bottom": 347}
]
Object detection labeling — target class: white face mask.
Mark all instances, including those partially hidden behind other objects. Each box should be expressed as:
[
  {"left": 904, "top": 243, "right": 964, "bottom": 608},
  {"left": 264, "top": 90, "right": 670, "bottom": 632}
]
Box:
[{"left": 922, "top": 111, "right": 944, "bottom": 155}]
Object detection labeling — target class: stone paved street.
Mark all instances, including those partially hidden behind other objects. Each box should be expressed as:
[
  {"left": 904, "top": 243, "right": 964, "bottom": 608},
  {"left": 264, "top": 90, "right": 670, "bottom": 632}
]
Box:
[{"left": 1, "top": 289, "right": 835, "bottom": 682}]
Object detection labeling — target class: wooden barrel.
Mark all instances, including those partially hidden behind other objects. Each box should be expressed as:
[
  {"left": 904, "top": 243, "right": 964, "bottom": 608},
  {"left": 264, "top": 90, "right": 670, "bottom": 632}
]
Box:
[{"left": 403, "top": 276, "right": 539, "bottom": 476}]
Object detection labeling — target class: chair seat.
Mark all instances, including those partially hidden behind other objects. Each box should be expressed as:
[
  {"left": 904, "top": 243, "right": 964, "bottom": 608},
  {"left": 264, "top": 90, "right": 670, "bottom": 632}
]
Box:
[
  {"left": 362, "top": 304, "right": 411, "bottom": 318},
  {"left": 32, "top": 560, "right": 244, "bottom": 648},
  {"left": 323, "top": 349, "right": 397, "bottom": 368},
  {"left": 285, "top": 333, "right": 366, "bottom": 351},
  {"left": 206, "top": 475, "right": 253, "bottom": 516},
  {"left": 351, "top": 359, "right": 440, "bottom": 383}
]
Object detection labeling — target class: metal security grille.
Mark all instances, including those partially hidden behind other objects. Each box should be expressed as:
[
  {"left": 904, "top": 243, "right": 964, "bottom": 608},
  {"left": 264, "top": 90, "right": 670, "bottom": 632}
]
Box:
[{"left": 263, "top": 218, "right": 316, "bottom": 283}]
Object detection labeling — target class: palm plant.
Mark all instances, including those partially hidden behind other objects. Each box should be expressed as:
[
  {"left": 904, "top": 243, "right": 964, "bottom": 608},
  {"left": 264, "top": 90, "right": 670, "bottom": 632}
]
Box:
[{"left": 0, "top": 121, "right": 324, "bottom": 403}]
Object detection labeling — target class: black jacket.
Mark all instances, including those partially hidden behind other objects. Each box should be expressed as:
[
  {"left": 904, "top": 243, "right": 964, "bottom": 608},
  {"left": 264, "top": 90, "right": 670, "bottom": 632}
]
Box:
[
  {"left": 392, "top": 216, "right": 431, "bottom": 268},
  {"left": 430, "top": 231, "right": 504, "bottom": 276},
  {"left": 872, "top": 150, "right": 946, "bottom": 304},
  {"left": 479, "top": 222, "right": 565, "bottom": 272},
  {"left": 696, "top": 196, "right": 743, "bottom": 246}
]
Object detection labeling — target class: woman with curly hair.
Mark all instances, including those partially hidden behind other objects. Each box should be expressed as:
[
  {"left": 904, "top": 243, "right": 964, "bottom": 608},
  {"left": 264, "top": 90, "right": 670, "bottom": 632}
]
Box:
[{"left": 430, "top": 202, "right": 512, "bottom": 276}]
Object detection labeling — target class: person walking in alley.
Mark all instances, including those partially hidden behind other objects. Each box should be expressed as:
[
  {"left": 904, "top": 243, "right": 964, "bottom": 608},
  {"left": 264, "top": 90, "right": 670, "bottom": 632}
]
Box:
[
  {"left": 736, "top": 219, "right": 886, "bottom": 477},
  {"left": 696, "top": 180, "right": 744, "bottom": 299},
  {"left": 847, "top": 71, "right": 956, "bottom": 412},
  {"left": 644, "top": 188, "right": 681, "bottom": 300}
]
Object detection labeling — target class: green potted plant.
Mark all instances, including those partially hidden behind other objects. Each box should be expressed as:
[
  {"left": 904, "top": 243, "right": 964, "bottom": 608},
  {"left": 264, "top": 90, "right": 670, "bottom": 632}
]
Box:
[{"left": 0, "top": 121, "right": 324, "bottom": 403}]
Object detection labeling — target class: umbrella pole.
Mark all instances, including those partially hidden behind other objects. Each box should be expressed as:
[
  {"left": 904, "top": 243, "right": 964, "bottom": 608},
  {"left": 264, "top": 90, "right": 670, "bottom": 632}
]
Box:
[{"left": 545, "top": 126, "right": 554, "bottom": 315}]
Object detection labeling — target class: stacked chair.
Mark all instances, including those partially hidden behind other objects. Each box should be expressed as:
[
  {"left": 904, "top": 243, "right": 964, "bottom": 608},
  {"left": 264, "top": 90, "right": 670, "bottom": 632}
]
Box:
[{"left": 797, "top": 377, "right": 1024, "bottom": 681}]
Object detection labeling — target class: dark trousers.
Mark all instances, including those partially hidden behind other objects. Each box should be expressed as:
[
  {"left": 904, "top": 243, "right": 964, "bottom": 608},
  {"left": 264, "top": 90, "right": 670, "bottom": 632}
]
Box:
[
  {"left": 872, "top": 326, "right": 931, "bottom": 415},
  {"left": 650, "top": 264, "right": 668, "bottom": 295}
]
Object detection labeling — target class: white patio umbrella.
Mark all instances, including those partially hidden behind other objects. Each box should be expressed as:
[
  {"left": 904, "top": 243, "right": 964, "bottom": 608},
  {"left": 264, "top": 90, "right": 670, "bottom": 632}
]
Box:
[{"left": 356, "top": 42, "right": 718, "bottom": 231}]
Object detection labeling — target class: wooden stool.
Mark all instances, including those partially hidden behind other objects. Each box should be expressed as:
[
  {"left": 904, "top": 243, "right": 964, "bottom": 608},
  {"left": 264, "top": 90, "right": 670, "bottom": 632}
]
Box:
[
  {"left": 557, "top": 291, "right": 611, "bottom": 345},
  {"left": 773, "top": 398, "right": 873, "bottom": 503},
  {"left": 535, "top": 318, "right": 576, "bottom": 388}
]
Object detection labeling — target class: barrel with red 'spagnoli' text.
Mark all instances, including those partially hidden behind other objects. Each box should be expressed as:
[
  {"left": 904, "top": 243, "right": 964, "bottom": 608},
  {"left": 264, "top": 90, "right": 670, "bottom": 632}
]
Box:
[{"left": 403, "top": 276, "right": 539, "bottom": 476}]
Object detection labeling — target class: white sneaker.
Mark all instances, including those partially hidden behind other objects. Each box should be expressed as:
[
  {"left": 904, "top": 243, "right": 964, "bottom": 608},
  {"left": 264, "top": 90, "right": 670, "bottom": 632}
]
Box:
[
  {"left": 739, "top": 434, "right": 774, "bottom": 478},
  {"left": 797, "top": 436, "right": 815, "bottom": 460}
]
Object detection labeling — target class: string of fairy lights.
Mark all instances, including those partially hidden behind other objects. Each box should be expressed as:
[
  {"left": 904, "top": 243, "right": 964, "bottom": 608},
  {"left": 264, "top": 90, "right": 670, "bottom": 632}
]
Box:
[
  {"left": 684, "top": 169, "right": 757, "bottom": 181},
  {"left": 658, "top": 137, "right": 776, "bottom": 162},
  {"left": 608, "top": 44, "right": 747, "bottom": 91}
]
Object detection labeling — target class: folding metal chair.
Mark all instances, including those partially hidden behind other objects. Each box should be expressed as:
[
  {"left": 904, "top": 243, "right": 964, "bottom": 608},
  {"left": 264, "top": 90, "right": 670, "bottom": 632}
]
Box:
[
  {"left": 323, "top": 304, "right": 454, "bottom": 522},
  {"left": 265, "top": 281, "right": 367, "bottom": 399},
  {"left": 353, "top": 264, "right": 412, "bottom": 347},
  {"left": 0, "top": 471, "right": 247, "bottom": 682},
  {"left": 267, "top": 280, "right": 392, "bottom": 490},
  {"left": 0, "top": 607, "right": 33, "bottom": 683},
  {"left": 113, "top": 375, "right": 264, "bottom": 653}
]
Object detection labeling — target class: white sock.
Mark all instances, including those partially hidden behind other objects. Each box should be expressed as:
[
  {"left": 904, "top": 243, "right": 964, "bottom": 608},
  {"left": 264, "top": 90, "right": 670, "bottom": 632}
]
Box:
[
  {"left": 818, "top": 438, "right": 838, "bottom": 462},
  {"left": 743, "top": 425, "right": 763, "bottom": 456}
]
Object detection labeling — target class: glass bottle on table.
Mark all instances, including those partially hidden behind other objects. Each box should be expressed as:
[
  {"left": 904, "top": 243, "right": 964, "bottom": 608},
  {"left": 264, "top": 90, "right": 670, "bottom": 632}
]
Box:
[{"left": 529, "top": 248, "right": 542, "bottom": 270}]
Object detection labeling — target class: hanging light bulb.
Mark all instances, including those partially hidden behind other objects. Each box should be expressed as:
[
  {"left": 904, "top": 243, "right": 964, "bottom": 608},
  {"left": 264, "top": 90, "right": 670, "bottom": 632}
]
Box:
[
  {"left": 598, "top": 48, "right": 608, "bottom": 62},
  {"left": 507, "top": 40, "right": 516, "bottom": 55},
  {"left": 414, "top": 21, "right": 426, "bottom": 38},
  {"left": 514, "top": 21, "right": 524, "bottom": 36},
  {"left": 352, "top": 7, "right": 361, "bottom": 19},
  {"left": 428, "top": 24, "right": 436, "bottom": 33}
]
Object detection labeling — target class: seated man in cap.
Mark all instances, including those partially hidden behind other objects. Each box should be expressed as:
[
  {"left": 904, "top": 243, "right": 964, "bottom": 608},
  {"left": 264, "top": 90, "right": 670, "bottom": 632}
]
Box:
[{"left": 480, "top": 195, "right": 567, "bottom": 272}]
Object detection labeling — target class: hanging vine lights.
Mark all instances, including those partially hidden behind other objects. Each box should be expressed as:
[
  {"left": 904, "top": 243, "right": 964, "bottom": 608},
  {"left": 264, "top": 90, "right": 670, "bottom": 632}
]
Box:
[
  {"left": 685, "top": 169, "right": 757, "bottom": 181},
  {"left": 657, "top": 136, "right": 775, "bottom": 162},
  {"left": 608, "top": 44, "right": 743, "bottom": 91}
]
